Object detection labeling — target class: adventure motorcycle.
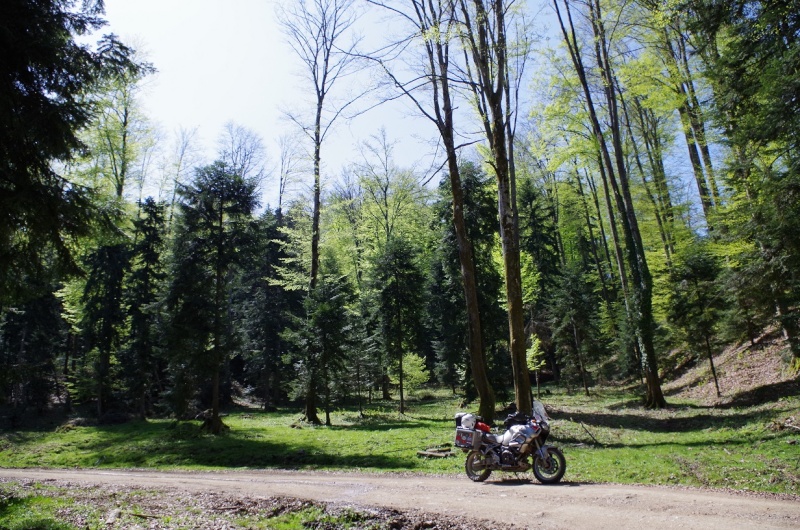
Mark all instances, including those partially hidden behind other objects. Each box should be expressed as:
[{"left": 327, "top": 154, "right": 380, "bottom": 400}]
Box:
[{"left": 454, "top": 400, "right": 566, "bottom": 483}]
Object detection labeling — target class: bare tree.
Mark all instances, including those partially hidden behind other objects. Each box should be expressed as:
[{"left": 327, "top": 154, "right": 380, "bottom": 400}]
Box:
[
  {"left": 217, "top": 121, "right": 268, "bottom": 182},
  {"left": 278, "top": 0, "right": 362, "bottom": 291},
  {"left": 278, "top": 0, "right": 362, "bottom": 424},
  {"left": 160, "top": 126, "right": 202, "bottom": 229},
  {"left": 364, "top": 0, "right": 497, "bottom": 421},
  {"left": 277, "top": 133, "right": 306, "bottom": 220}
]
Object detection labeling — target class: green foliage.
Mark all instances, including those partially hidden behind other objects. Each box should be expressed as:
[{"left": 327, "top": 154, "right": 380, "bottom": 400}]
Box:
[
  {"left": 548, "top": 262, "right": 606, "bottom": 391},
  {"left": 684, "top": 0, "right": 800, "bottom": 362},
  {"left": 372, "top": 236, "right": 430, "bottom": 412},
  {"left": 120, "top": 198, "right": 168, "bottom": 415},
  {"left": 235, "top": 208, "right": 301, "bottom": 409},
  {"left": 0, "top": 292, "right": 67, "bottom": 411},
  {"left": 282, "top": 255, "right": 355, "bottom": 425},
  {"left": 526, "top": 335, "right": 546, "bottom": 372},
  {"left": 390, "top": 353, "right": 429, "bottom": 395},
  {"left": 667, "top": 239, "right": 723, "bottom": 352},
  {"left": 166, "top": 162, "right": 258, "bottom": 421},
  {"left": 430, "top": 162, "right": 508, "bottom": 400},
  {"left": 0, "top": 0, "right": 147, "bottom": 306}
]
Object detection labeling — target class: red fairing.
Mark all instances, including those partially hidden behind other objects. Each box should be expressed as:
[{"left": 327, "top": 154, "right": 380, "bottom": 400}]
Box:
[{"left": 476, "top": 422, "right": 490, "bottom": 433}]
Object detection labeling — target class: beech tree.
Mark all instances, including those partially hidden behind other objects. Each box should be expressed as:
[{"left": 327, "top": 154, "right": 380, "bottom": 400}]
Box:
[
  {"left": 278, "top": 0, "right": 362, "bottom": 290},
  {"left": 458, "top": 0, "right": 532, "bottom": 413},
  {"left": 365, "top": 0, "right": 497, "bottom": 421},
  {"left": 278, "top": 0, "right": 364, "bottom": 423},
  {"left": 553, "top": 0, "right": 666, "bottom": 407}
]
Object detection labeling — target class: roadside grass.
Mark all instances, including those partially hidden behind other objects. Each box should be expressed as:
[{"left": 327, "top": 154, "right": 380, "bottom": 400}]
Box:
[
  {"left": 1, "top": 386, "right": 798, "bottom": 495},
  {"left": 0, "top": 480, "right": 419, "bottom": 529},
  {"left": 0, "top": 482, "right": 86, "bottom": 530}
]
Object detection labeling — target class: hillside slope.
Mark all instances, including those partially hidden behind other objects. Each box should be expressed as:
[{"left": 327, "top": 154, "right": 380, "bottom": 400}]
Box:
[{"left": 663, "top": 331, "right": 800, "bottom": 406}]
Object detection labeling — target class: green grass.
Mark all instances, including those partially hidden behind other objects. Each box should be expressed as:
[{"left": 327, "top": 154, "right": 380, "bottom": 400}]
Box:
[
  {"left": 0, "top": 480, "right": 395, "bottom": 529},
  {"left": 1, "top": 386, "right": 798, "bottom": 495},
  {"left": 0, "top": 483, "right": 78, "bottom": 530}
]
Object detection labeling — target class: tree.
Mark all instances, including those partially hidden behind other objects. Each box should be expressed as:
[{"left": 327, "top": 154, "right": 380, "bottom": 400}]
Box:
[
  {"left": 217, "top": 122, "right": 268, "bottom": 183},
  {"left": 236, "top": 208, "right": 301, "bottom": 410},
  {"left": 284, "top": 256, "right": 354, "bottom": 426},
  {"left": 278, "top": 0, "right": 362, "bottom": 290},
  {"left": 549, "top": 262, "right": 605, "bottom": 396},
  {"left": 0, "top": 0, "right": 144, "bottom": 306},
  {"left": 80, "top": 241, "right": 129, "bottom": 417},
  {"left": 373, "top": 237, "right": 428, "bottom": 413},
  {"left": 278, "top": 0, "right": 363, "bottom": 423},
  {"left": 0, "top": 289, "right": 68, "bottom": 417},
  {"left": 85, "top": 45, "right": 156, "bottom": 201},
  {"left": 668, "top": 241, "right": 724, "bottom": 397},
  {"left": 365, "top": 0, "right": 497, "bottom": 420},
  {"left": 121, "top": 197, "right": 167, "bottom": 417},
  {"left": 167, "top": 162, "right": 258, "bottom": 434},
  {"left": 685, "top": 0, "right": 800, "bottom": 369},
  {"left": 553, "top": 0, "right": 667, "bottom": 407},
  {"left": 390, "top": 353, "right": 429, "bottom": 396},
  {"left": 458, "top": 0, "right": 532, "bottom": 413},
  {"left": 431, "top": 162, "right": 507, "bottom": 406}
]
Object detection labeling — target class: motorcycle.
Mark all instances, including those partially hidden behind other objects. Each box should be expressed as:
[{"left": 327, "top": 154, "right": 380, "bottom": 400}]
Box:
[{"left": 454, "top": 400, "right": 566, "bottom": 484}]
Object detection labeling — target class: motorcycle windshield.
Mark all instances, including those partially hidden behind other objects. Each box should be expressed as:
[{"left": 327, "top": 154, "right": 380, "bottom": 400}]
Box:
[{"left": 532, "top": 400, "right": 549, "bottom": 422}]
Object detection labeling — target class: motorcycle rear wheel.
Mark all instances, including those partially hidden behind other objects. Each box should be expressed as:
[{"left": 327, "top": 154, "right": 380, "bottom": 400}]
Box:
[
  {"left": 532, "top": 446, "right": 566, "bottom": 484},
  {"left": 465, "top": 450, "right": 492, "bottom": 482}
]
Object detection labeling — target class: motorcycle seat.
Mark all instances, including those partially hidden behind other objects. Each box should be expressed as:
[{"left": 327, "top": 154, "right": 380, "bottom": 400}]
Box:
[{"left": 483, "top": 433, "right": 502, "bottom": 444}]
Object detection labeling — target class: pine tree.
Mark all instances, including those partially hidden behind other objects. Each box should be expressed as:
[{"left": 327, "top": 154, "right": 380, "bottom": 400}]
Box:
[{"left": 166, "top": 162, "right": 258, "bottom": 434}]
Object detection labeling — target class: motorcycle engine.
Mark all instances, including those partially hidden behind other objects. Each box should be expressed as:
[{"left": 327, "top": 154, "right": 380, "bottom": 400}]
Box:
[{"left": 501, "top": 448, "right": 518, "bottom": 466}]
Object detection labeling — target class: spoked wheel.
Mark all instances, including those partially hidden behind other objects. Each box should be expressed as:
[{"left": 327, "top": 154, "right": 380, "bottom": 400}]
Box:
[
  {"left": 464, "top": 450, "right": 492, "bottom": 482},
  {"left": 532, "top": 446, "right": 566, "bottom": 484}
]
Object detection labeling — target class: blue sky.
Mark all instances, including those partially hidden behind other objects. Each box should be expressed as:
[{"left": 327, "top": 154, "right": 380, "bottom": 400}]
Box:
[{"left": 100, "top": 0, "right": 436, "bottom": 207}]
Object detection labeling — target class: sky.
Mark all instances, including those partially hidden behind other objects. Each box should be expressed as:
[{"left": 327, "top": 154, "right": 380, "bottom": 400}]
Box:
[{"left": 99, "top": 0, "right": 434, "bottom": 207}]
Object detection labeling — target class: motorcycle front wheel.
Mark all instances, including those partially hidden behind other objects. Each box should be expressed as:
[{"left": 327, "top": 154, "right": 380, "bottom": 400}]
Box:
[
  {"left": 464, "top": 450, "right": 492, "bottom": 482},
  {"left": 532, "top": 446, "right": 566, "bottom": 484}
]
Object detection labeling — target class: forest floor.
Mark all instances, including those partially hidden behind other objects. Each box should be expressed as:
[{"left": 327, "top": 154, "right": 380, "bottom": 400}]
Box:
[
  {"left": 662, "top": 328, "right": 799, "bottom": 406},
  {"left": 2, "top": 335, "right": 799, "bottom": 528}
]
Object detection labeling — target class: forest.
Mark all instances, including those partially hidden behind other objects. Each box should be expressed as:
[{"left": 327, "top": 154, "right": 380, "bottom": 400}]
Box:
[{"left": 2, "top": 0, "right": 799, "bottom": 435}]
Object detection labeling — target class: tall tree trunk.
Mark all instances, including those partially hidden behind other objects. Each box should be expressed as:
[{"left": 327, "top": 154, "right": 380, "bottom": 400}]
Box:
[
  {"left": 555, "top": 0, "right": 665, "bottom": 407},
  {"left": 460, "top": 0, "right": 531, "bottom": 414},
  {"left": 675, "top": 27, "right": 719, "bottom": 206},
  {"left": 310, "top": 108, "right": 322, "bottom": 290},
  {"left": 634, "top": 100, "right": 676, "bottom": 256},
  {"left": 664, "top": 30, "right": 714, "bottom": 221},
  {"left": 704, "top": 335, "right": 721, "bottom": 398},
  {"left": 618, "top": 90, "right": 673, "bottom": 270},
  {"left": 203, "top": 211, "right": 228, "bottom": 435},
  {"left": 573, "top": 168, "right": 613, "bottom": 307},
  {"left": 571, "top": 318, "right": 590, "bottom": 397},
  {"left": 589, "top": 0, "right": 665, "bottom": 407},
  {"left": 435, "top": 32, "right": 496, "bottom": 422}
]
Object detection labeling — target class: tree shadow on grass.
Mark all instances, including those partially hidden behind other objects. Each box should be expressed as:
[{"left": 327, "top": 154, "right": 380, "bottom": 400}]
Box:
[
  {"left": 73, "top": 420, "right": 419, "bottom": 471},
  {"left": 551, "top": 378, "right": 799, "bottom": 437},
  {"left": 716, "top": 378, "right": 800, "bottom": 409},
  {"left": 554, "top": 407, "right": 772, "bottom": 435}
]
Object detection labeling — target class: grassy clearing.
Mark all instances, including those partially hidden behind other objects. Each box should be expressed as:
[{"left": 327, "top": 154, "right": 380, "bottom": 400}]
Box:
[{"left": 1, "top": 386, "right": 798, "bottom": 495}]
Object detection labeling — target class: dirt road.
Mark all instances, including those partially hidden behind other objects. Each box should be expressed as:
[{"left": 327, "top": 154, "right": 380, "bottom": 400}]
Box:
[{"left": 3, "top": 468, "right": 798, "bottom": 529}]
